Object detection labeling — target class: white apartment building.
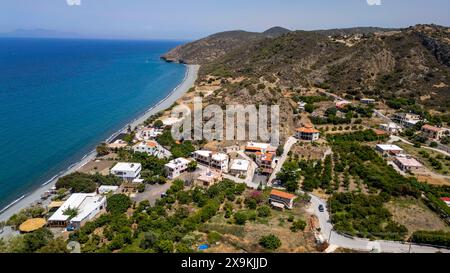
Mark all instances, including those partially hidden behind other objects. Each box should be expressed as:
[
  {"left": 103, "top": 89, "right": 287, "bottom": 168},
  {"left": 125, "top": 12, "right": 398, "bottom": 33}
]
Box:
[
  {"left": 165, "top": 157, "right": 191, "bottom": 180},
  {"left": 193, "top": 150, "right": 229, "bottom": 173},
  {"left": 48, "top": 193, "right": 107, "bottom": 229},
  {"left": 110, "top": 162, "right": 142, "bottom": 182}
]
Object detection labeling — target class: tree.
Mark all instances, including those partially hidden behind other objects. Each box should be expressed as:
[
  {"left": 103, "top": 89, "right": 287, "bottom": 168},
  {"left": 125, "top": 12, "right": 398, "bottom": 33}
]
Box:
[
  {"left": 55, "top": 172, "right": 97, "bottom": 193},
  {"left": 187, "top": 161, "right": 198, "bottom": 172},
  {"left": 291, "top": 219, "right": 307, "bottom": 232},
  {"left": 257, "top": 206, "right": 272, "bottom": 218},
  {"left": 22, "top": 228, "right": 54, "bottom": 253},
  {"left": 153, "top": 120, "right": 164, "bottom": 129},
  {"left": 140, "top": 232, "right": 158, "bottom": 249},
  {"left": 63, "top": 207, "right": 79, "bottom": 219},
  {"left": 96, "top": 143, "right": 109, "bottom": 157},
  {"left": 234, "top": 211, "right": 248, "bottom": 225},
  {"left": 155, "top": 240, "right": 174, "bottom": 253},
  {"left": 36, "top": 238, "right": 68, "bottom": 253},
  {"left": 305, "top": 103, "right": 315, "bottom": 113},
  {"left": 107, "top": 194, "right": 132, "bottom": 214},
  {"left": 276, "top": 146, "right": 284, "bottom": 157},
  {"left": 259, "top": 234, "right": 281, "bottom": 250}
]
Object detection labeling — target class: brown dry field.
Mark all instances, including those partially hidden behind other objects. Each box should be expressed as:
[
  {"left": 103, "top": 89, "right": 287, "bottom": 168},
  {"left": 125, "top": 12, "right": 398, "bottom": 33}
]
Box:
[
  {"left": 385, "top": 197, "right": 450, "bottom": 236},
  {"left": 205, "top": 205, "right": 318, "bottom": 253}
]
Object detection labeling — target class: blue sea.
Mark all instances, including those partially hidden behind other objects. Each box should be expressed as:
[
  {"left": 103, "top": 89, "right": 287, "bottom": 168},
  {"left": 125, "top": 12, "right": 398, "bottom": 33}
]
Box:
[{"left": 0, "top": 38, "right": 186, "bottom": 210}]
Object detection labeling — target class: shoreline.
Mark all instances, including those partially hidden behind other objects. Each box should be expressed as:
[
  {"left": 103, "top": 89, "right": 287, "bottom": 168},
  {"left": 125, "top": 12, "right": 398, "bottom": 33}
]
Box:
[{"left": 0, "top": 64, "right": 199, "bottom": 222}]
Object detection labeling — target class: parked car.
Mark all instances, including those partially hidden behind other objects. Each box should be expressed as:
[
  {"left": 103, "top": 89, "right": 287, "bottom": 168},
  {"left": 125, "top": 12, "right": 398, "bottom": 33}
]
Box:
[
  {"left": 318, "top": 204, "right": 324, "bottom": 212},
  {"left": 161, "top": 193, "right": 167, "bottom": 198}
]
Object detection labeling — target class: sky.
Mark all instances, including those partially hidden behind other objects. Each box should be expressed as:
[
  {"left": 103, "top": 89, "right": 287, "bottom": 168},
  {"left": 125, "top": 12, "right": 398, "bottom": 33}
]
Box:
[{"left": 0, "top": 0, "right": 449, "bottom": 40}]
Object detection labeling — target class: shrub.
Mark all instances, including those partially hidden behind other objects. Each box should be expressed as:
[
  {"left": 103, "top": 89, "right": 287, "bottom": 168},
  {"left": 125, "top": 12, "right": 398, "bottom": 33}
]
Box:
[
  {"left": 259, "top": 234, "right": 281, "bottom": 250},
  {"left": 257, "top": 206, "right": 272, "bottom": 218},
  {"left": 234, "top": 211, "right": 248, "bottom": 225},
  {"left": 107, "top": 194, "right": 132, "bottom": 215},
  {"left": 291, "top": 219, "right": 307, "bottom": 232}
]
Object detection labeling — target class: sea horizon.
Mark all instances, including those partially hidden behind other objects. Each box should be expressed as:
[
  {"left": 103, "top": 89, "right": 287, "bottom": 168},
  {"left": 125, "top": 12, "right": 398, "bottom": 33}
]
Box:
[{"left": 0, "top": 37, "right": 187, "bottom": 211}]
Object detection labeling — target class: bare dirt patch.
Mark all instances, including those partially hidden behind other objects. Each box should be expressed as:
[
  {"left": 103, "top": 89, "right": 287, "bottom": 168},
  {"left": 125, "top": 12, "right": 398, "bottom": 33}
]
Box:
[{"left": 385, "top": 197, "right": 450, "bottom": 236}]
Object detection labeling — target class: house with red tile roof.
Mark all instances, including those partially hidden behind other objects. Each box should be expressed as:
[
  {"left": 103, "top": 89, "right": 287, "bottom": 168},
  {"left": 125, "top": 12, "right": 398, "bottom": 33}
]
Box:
[
  {"left": 440, "top": 197, "right": 450, "bottom": 207},
  {"left": 421, "top": 125, "right": 448, "bottom": 141},
  {"left": 269, "top": 189, "right": 297, "bottom": 209},
  {"left": 295, "top": 124, "right": 320, "bottom": 141}
]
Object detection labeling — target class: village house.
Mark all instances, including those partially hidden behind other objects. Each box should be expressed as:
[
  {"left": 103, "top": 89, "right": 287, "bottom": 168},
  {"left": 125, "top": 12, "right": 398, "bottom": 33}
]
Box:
[
  {"left": 47, "top": 193, "right": 107, "bottom": 229},
  {"left": 133, "top": 141, "right": 158, "bottom": 154},
  {"left": 298, "top": 101, "right": 307, "bottom": 111},
  {"left": 295, "top": 124, "right": 320, "bottom": 142},
  {"left": 392, "top": 113, "right": 423, "bottom": 128},
  {"left": 132, "top": 141, "right": 171, "bottom": 158},
  {"left": 440, "top": 197, "right": 450, "bottom": 207},
  {"left": 97, "top": 185, "right": 119, "bottom": 195},
  {"left": 165, "top": 157, "right": 190, "bottom": 180},
  {"left": 195, "top": 169, "right": 222, "bottom": 188},
  {"left": 107, "top": 139, "right": 128, "bottom": 150},
  {"left": 375, "top": 144, "right": 404, "bottom": 157},
  {"left": 394, "top": 156, "right": 424, "bottom": 173},
  {"left": 361, "top": 98, "right": 376, "bottom": 105},
  {"left": 229, "top": 159, "right": 250, "bottom": 176},
  {"left": 256, "top": 152, "right": 275, "bottom": 175},
  {"left": 421, "top": 125, "right": 447, "bottom": 141},
  {"left": 269, "top": 189, "right": 297, "bottom": 210},
  {"left": 379, "top": 123, "right": 402, "bottom": 134},
  {"left": 110, "top": 162, "right": 142, "bottom": 182},
  {"left": 193, "top": 150, "right": 229, "bottom": 173},
  {"left": 245, "top": 142, "right": 277, "bottom": 154},
  {"left": 140, "top": 127, "right": 163, "bottom": 140},
  {"left": 336, "top": 100, "right": 351, "bottom": 109}
]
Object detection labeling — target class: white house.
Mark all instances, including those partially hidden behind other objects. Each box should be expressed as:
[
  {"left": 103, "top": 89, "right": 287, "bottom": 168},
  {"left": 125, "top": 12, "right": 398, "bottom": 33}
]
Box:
[
  {"left": 229, "top": 159, "right": 250, "bottom": 176},
  {"left": 379, "top": 123, "right": 402, "bottom": 134},
  {"left": 165, "top": 158, "right": 190, "bottom": 180},
  {"left": 110, "top": 162, "right": 142, "bottom": 182},
  {"left": 98, "top": 185, "right": 119, "bottom": 195},
  {"left": 394, "top": 156, "right": 424, "bottom": 173},
  {"left": 193, "top": 150, "right": 229, "bottom": 173},
  {"left": 375, "top": 144, "right": 404, "bottom": 156},
  {"left": 361, "top": 98, "right": 376, "bottom": 105},
  {"left": 295, "top": 125, "right": 320, "bottom": 142},
  {"left": 48, "top": 193, "right": 106, "bottom": 229},
  {"left": 133, "top": 141, "right": 158, "bottom": 155},
  {"left": 392, "top": 113, "right": 423, "bottom": 128},
  {"left": 140, "top": 127, "right": 162, "bottom": 140},
  {"left": 244, "top": 142, "right": 277, "bottom": 153}
]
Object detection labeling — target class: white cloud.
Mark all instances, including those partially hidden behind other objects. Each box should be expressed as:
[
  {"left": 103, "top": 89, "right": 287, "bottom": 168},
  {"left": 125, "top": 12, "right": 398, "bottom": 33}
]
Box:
[
  {"left": 366, "top": 0, "right": 382, "bottom": 6},
  {"left": 66, "top": 0, "right": 81, "bottom": 6}
]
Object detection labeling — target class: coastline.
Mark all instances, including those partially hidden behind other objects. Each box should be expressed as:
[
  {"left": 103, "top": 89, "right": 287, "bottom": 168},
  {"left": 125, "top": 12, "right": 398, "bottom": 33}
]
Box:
[{"left": 0, "top": 64, "right": 199, "bottom": 222}]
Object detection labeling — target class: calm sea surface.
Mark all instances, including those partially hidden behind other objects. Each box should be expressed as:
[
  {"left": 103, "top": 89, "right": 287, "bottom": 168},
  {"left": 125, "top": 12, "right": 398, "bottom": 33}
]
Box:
[{"left": 0, "top": 38, "right": 186, "bottom": 210}]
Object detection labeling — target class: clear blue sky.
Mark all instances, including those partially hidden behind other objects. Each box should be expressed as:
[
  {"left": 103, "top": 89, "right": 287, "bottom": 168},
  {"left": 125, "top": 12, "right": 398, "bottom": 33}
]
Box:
[{"left": 1, "top": 0, "right": 449, "bottom": 40}]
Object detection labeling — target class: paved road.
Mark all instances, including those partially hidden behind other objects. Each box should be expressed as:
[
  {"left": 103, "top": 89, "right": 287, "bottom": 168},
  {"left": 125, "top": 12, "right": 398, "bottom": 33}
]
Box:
[
  {"left": 308, "top": 193, "right": 450, "bottom": 253},
  {"left": 389, "top": 135, "right": 450, "bottom": 157},
  {"left": 268, "top": 137, "right": 298, "bottom": 184},
  {"left": 267, "top": 131, "right": 450, "bottom": 253}
]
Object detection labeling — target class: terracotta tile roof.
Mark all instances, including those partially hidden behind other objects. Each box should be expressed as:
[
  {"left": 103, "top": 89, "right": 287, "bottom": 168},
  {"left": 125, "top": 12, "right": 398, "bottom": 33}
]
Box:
[
  {"left": 296, "top": 126, "right": 320, "bottom": 134},
  {"left": 270, "top": 189, "right": 296, "bottom": 200},
  {"left": 422, "top": 124, "right": 444, "bottom": 133},
  {"left": 373, "top": 129, "right": 388, "bottom": 136},
  {"left": 146, "top": 141, "right": 157, "bottom": 148}
]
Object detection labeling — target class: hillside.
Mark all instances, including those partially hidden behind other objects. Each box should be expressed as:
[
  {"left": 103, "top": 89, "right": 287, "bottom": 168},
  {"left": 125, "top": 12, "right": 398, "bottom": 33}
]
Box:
[
  {"left": 194, "top": 24, "right": 450, "bottom": 113},
  {"left": 161, "top": 27, "right": 290, "bottom": 64}
]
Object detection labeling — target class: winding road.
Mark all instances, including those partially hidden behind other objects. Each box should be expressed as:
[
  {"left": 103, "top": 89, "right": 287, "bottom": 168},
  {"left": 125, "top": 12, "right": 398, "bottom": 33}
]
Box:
[{"left": 308, "top": 193, "right": 450, "bottom": 253}]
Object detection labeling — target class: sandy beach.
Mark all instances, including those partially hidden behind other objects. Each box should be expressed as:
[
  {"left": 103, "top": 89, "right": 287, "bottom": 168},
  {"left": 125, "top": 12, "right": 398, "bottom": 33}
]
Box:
[{"left": 0, "top": 64, "right": 199, "bottom": 222}]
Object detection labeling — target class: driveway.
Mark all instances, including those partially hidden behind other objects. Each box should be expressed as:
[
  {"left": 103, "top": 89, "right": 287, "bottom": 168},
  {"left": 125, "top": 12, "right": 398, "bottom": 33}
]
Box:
[
  {"left": 132, "top": 182, "right": 172, "bottom": 205},
  {"left": 268, "top": 136, "right": 298, "bottom": 184}
]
